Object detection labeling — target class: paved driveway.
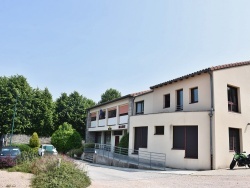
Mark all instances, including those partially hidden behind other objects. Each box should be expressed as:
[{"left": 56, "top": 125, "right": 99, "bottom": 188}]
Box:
[{"left": 76, "top": 161, "right": 250, "bottom": 188}]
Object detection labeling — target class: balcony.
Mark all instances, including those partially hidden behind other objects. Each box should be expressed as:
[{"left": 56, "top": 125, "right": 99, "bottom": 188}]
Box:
[
  {"left": 108, "top": 117, "right": 117, "bottom": 125},
  {"left": 119, "top": 115, "right": 128, "bottom": 124},
  {"left": 98, "top": 119, "right": 106, "bottom": 127},
  {"left": 90, "top": 121, "right": 97, "bottom": 128}
]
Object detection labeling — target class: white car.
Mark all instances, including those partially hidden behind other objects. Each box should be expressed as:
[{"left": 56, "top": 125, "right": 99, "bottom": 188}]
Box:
[{"left": 38, "top": 144, "right": 58, "bottom": 156}]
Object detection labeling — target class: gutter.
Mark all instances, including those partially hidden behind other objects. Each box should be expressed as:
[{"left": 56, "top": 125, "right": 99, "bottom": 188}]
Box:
[{"left": 208, "top": 71, "right": 214, "bottom": 170}]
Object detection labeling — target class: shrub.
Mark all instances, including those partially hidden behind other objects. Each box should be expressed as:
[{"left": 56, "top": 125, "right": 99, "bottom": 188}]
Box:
[
  {"left": 118, "top": 133, "right": 129, "bottom": 148},
  {"left": 30, "top": 132, "right": 40, "bottom": 148},
  {"left": 31, "top": 155, "right": 91, "bottom": 188},
  {"left": 11, "top": 143, "right": 31, "bottom": 152},
  {"left": 51, "top": 122, "right": 82, "bottom": 153},
  {"left": 67, "top": 145, "right": 84, "bottom": 158},
  {"left": 0, "top": 156, "right": 17, "bottom": 168}
]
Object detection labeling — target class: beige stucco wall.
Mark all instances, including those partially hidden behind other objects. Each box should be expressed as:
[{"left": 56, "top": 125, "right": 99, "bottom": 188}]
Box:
[
  {"left": 213, "top": 65, "right": 250, "bottom": 169},
  {"left": 134, "top": 73, "right": 211, "bottom": 114},
  {"left": 129, "top": 111, "right": 211, "bottom": 170}
]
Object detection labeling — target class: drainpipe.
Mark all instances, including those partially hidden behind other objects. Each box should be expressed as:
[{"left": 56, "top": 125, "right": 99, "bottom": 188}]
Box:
[{"left": 209, "top": 71, "right": 214, "bottom": 170}]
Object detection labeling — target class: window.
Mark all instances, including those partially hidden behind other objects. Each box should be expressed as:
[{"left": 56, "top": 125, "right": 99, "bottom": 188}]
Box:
[
  {"left": 190, "top": 87, "right": 198, "bottom": 103},
  {"left": 176, "top": 89, "right": 183, "bottom": 111},
  {"left": 90, "top": 113, "right": 96, "bottom": 121},
  {"left": 229, "top": 128, "right": 240, "bottom": 152},
  {"left": 173, "top": 126, "right": 198, "bottom": 158},
  {"left": 164, "top": 94, "right": 170, "bottom": 108},
  {"left": 227, "top": 85, "right": 239, "bottom": 112},
  {"left": 113, "top": 130, "right": 123, "bottom": 136},
  {"left": 99, "top": 109, "right": 106, "bottom": 120},
  {"left": 155, "top": 126, "right": 164, "bottom": 135},
  {"left": 119, "top": 104, "right": 128, "bottom": 116},
  {"left": 136, "top": 101, "right": 144, "bottom": 114},
  {"left": 108, "top": 109, "right": 116, "bottom": 118}
]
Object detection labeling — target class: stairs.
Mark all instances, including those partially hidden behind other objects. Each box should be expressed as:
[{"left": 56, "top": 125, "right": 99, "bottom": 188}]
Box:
[{"left": 83, "top": 152, "right": 94, "bottom": 163}]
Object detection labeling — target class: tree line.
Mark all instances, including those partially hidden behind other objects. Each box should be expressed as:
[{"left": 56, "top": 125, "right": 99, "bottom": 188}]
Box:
[{"left": 0, "top": 75, "right": 121, "bottom": 139}]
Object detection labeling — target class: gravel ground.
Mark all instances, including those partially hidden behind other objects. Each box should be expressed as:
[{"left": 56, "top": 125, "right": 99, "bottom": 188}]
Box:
[
  {"left": 0, "top": 170, "right": 33, "bottom": 188},
  {"left": 1, "top": 161, "right": 250, "bottom": 188}
]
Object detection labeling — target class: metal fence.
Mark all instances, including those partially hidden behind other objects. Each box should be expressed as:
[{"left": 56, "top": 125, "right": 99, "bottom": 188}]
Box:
[{"left": 93, "top": 143, "right": 166, "bottom": 170}]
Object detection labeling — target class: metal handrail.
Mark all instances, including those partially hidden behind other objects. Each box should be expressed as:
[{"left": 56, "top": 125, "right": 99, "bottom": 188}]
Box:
[{"left": 93, "top": 143, "right": 166, "bottom": 170}]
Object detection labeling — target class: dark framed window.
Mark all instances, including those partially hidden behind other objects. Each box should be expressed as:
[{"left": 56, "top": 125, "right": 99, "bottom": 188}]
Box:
[
  {"left": 136, "top": 101, "right": 144, "bottom": 114},
  {"left": 95, "top": 132, "right": 102, "bottom": 144},
  {"left": 173, "top": 126, "right": 198, "bottom": 158},
  {"left": 155, "top": 126, "right": 164, "bottom": 135},
  {"left": 176, "top": 89, "right": 183, "bottom": 111},
  {"left": 108, "top": 109, "right": 116, "bottom": 118},
  {"left": 190, "top": 87, "right": 198, "bottom": 103},
  {"left": 91, "top": 116, "right": 96, "bottom": 121},
  {"left": 164, "top": 94, "right": 170, "bottom": 108},
  {"left": 113, "top": 130, "right": 123, "bottom": 136},
  {"left": 229, "top": 128, "right": 240, "bottom": 152},
  {"left": 227, "top": 85, "right": 239, "bottom": 112}
]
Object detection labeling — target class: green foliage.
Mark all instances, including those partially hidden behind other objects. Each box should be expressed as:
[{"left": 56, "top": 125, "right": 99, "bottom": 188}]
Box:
[
  {"left": 29, "top": 132, "right": 40, "bottom": 148},
  {"left": 11, "top": 143, "right": 31, "bottom": 152},
  {"left": 51, "top": 122, "right": 82, "bottom": 153},
  {"left": 55, "top": 91, "right": 95, "bottom": 139},
  {"left": 31, "top": 155, "right": 90, "bottom": 188},
  {"left": 67, "top": 145, "right": 84, "bottom": 158},
  {"left": 118, "top": 133, "right": 129, "bottom": 148},
  {"left": 99, "top": 88, "right": 121, "bottom": 104}
]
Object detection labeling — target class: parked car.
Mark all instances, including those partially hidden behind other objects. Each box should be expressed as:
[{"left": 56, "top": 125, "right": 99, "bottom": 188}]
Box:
[
  {"left": 38, "top": 144, "right": 58, "bottom": 156},
  {"left": 0, "top": 146, "right": 21, "bottom": 167}
]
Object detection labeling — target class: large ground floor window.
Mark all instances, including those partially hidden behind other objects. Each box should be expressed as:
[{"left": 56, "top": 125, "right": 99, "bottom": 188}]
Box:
[{"left": 173, "top": 126, "right": 198, "bottom": 159}]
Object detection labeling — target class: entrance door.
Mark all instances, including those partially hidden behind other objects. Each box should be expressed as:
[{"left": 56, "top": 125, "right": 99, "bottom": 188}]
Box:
[
  {"left": 134, "top": 127, "right": 148, "bottom": 152},
  {"left": 115, "top": 136, "right": 120, "bottom": 146}
]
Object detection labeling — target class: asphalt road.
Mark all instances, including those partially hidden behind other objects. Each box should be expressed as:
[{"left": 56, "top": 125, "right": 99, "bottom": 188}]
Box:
[{"left": 74, "top": 161, "right": 250, "bottom": 188}]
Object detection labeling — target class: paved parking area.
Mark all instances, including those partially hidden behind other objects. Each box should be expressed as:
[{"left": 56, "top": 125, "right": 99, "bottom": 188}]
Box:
[{"left": 75, "top": 161, "right": 250, "bottom": 188}]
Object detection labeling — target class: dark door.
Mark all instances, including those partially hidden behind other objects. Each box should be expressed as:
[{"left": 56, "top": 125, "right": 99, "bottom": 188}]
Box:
[
  {"left": 185, "top": 126, "right": 198, "bottom": 158},
  {"left": 134, "top": 127, "right": 148, "bottom": 152},
  {"left": 115, "top": 136, "right": 120, "bottom": 146}
]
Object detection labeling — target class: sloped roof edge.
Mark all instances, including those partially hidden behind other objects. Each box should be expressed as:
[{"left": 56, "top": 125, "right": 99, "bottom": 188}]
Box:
[{"left": 150, "top": 60, "right": 250, "bottom": 89}]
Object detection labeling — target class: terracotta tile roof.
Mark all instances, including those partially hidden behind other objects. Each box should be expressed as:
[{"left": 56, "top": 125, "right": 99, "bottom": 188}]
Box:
[
  {"left": 87, "top": 89, "right": 152, "bottom": 110},
  {"left": 150, "top": 60, "right": 250, "bottom": 89},
  {"left": 130, "top": 90, "right": 153, "bottom": 97}
]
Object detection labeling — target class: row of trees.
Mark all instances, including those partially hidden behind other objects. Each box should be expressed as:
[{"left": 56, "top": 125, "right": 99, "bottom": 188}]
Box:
[{"left": 0, "top": 75, "right": 121, "bottom": 139}]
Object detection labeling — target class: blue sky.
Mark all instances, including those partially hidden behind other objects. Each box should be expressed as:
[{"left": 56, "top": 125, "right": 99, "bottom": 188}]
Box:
[{"left": 1, "top": 0, "right": 250, "bottom": 102}]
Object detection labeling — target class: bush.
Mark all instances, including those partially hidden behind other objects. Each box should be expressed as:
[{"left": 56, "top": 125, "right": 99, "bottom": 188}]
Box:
[
  {"left": 51, "top": 122, "right": 82, "bottom": 153},
  {"left": 11, "top": 143, "right": 31, "bottom": 152},
  {"left": 0, "top": 156, "right": 17, "bottom": 168},
  {"left": 118, "top": 133, "right": 129, "bottom": 148},
  {"left": 67, "top": 145, "right": 84, "bottom": 158},
  {"left": 31, "top": 155, "right": 91, "bottom": 188},
  {"left": 30, "top": 132, "right": 40, "bottom": 148}
]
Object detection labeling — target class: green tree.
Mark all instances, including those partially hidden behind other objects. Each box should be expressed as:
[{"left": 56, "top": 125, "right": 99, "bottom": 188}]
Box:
[
  {"left": 99, "top": 88, "right": 121, "bottom": 104},
  {"left": 51, "top": 122, "right": 82, "bottom": 153},
  {"left": 29, "top": 88, "right": 55, "bottom": 136},
  {"left": 29, "top": 132, "right": 40, "bottom": 148},
  {"left": 0, "top": 75, "right": 33, "bottom": 135},
  {"left": 55, "top": 92, "right": 95, "bottom": 139}
]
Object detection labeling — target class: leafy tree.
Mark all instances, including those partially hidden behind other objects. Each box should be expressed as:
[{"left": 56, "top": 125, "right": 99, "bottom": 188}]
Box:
[
  {"left": 99, "top": 88, "right": 121, "bottom": 104},
  {"left": 29, "top": 132, "right": 40, "bottom": 148},
  {"left": 0, "top": 75, "right": 33, "bottom": 135},
  {"left": 51, "top": 122, "right": 82, "bottom": 153},
  {"left": 55, "top": 92, "right": 95, "bottom": 139},
  {"left": 29, "top": 88, "right": 55, "bottom": 136}
]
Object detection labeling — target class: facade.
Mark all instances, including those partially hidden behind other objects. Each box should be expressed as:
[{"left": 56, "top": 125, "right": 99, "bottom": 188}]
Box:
[
  {"left": 86, "top": 91, "right": 152, "bottom": 147},
  {"left": 86, "top": 61, "right": 250, "bottom": 170},
  {"left": 129, "top": 61, "right": 250, "bottom": 170}
]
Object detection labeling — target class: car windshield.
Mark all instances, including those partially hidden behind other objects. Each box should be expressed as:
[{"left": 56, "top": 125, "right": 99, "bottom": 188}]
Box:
[
  {"left": 45, "top": 145, "right": 54, "bottom": 151},
  {"left": 0, "top": 148, "right": 20, "bottom": 156}
]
